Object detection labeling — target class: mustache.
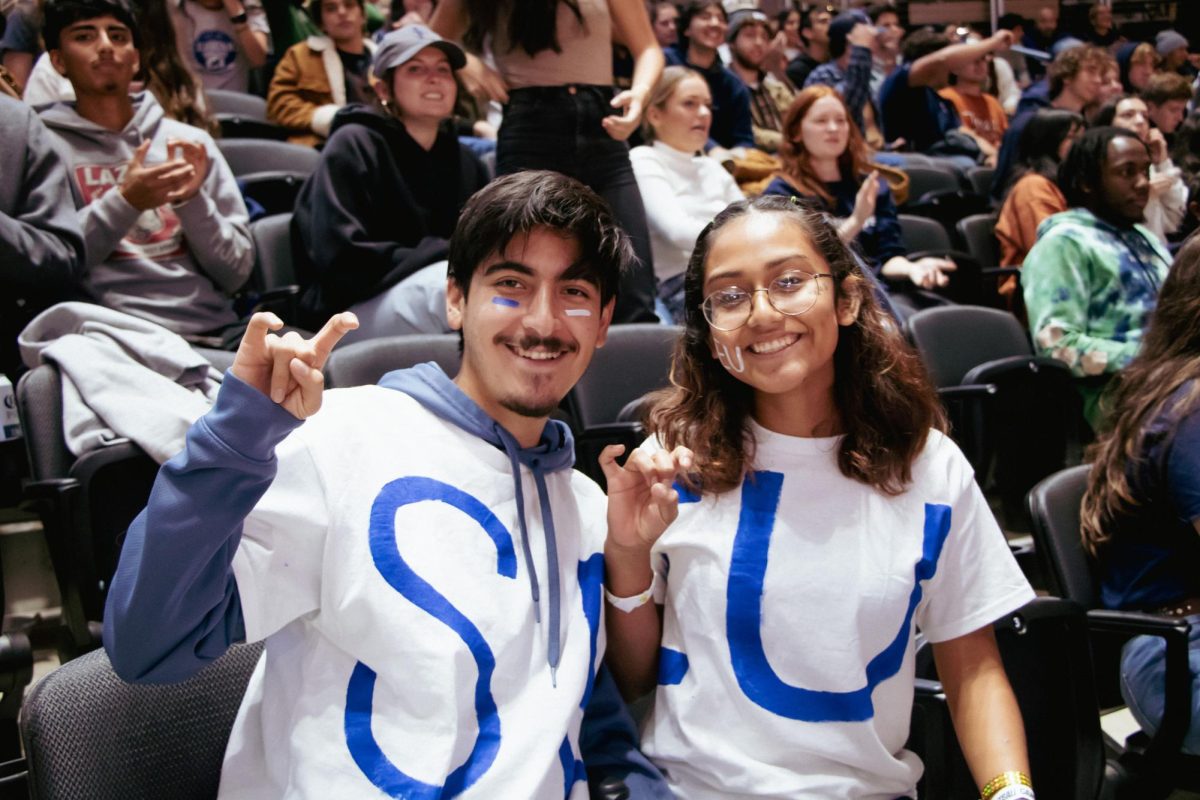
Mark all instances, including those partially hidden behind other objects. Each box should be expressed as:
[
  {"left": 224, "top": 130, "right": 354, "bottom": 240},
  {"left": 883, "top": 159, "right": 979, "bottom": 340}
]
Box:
[{"left": 497, "top": 334, "right": 577, "bottom": 354}]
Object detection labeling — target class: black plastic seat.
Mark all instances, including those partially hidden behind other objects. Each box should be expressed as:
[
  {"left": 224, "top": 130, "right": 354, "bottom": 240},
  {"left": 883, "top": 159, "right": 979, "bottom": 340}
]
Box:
[
  {"left": 15, "top": 366, "right": 159, "bottom": 659},
  {"left": 323, "top": 333, "right": 462, "bottom": 388},
  {"left": 912, "top": 597, "right": 1109, "bottom": 800},
  {"left": 19, "top": 642, "right": 262, "bottom": 800},
  {"left": 205, "top": 89, "right": 268, "bottom": 120},
  {"left": 906, "top": 306, "right": 1073, "bottom": 528},
  {"left": 1028, "top": 466, "right": 1200, "bottom": 799},
  {"left": 215, "top": 138, "right": 321, "bottom": 178}
]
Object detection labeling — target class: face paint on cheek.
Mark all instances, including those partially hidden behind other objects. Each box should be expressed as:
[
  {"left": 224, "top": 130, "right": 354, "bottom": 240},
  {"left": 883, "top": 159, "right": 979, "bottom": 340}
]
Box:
[
  {"left": 714, "top": 342, "right": 745, "bottom": 373},
  {"left": 492, "top": 297, "right": 520, "bottom": 309},
  {"left": 564, "top": 309, "right": 592, "bottom": 317}
]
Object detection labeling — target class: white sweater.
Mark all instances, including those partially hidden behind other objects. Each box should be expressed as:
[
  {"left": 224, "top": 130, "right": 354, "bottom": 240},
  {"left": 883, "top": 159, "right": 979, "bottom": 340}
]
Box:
[{"left": 631, "top": 141, "right": 744, "bottom": 283}]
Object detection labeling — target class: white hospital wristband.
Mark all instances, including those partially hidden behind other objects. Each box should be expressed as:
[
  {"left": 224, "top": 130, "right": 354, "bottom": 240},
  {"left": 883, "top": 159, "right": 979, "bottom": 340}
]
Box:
[{"left": 604, "top": 572, "right": 660, "bottom": 613}]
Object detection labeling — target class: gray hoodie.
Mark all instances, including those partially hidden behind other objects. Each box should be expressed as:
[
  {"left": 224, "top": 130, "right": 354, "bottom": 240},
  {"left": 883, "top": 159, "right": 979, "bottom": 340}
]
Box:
[
  {"left": 39, "top": 92, "right": 254, "bottom": 335},
  {"left": 0, "top": 94, "right": 84, "bottom": 294}
]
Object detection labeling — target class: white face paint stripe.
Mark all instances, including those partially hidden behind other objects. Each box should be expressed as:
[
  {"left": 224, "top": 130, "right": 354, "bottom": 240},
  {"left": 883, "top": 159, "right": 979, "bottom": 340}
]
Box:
[
  {"left": 715, "top": 342, "right": 745, "bottom": 373},
  {"left": 564, "top": 309, "right": 592, "bottom": 317}
]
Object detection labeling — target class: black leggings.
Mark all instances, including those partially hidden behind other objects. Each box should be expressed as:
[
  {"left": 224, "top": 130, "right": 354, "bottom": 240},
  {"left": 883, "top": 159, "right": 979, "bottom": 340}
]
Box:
[{"left": 496, "top": 85, "right": 658, "bottom": 324}]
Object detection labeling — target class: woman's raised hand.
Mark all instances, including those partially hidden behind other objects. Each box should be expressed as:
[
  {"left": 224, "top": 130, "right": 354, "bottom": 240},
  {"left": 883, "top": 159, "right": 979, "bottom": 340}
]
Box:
[{"left": 600, "top": 444, "right": 694, "bottom": 553}]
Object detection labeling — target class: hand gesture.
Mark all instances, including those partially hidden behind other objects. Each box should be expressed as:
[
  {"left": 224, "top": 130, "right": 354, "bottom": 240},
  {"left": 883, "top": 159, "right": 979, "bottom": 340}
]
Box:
[
  {"left": 230, "top": 312, "right": 359, "bottom": 419},
  {"left": 165, "top": 138, "right": 209, "bottom": 204},
  {"left": 909, "top": 256, "right": 956, "bottom": 289},
  {"left": 602, "top": 89, "right": 645, "bottom": 141},
  {"left": 852, "top": 170, "right": 880, "bottom": 227},
  {"left": 460, "top": 52, "right": 508, "bottom": 103},
  {"left": 1146, "top": 127, "right": 1167, "bottom": 164},
  {"left": 119, "top": 140, "right": 196, "bottom": 211},
  {"left": 762, "top": 31, "right": 789, "bottom": 73},
  {"left": 600, "top": 444, "right": 693, "bottom": 554}
]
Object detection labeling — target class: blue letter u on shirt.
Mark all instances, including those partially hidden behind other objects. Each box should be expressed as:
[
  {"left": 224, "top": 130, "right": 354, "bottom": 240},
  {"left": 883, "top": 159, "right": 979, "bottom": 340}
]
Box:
[{"left": 725, "top": 471, "right": 953, "bottom": 722}]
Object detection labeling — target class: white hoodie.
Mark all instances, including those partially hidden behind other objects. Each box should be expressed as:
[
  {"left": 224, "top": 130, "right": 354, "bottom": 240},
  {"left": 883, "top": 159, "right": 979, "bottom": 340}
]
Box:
[{"left": 40, "top": 92, "right": 253, "bottom": 335}]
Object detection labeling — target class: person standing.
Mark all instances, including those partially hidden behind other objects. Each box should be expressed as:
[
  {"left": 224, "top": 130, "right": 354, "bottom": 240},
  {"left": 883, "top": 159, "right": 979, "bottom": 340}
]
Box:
[{"left": 430, "top": 0, "right": 664, "bottom": 324}]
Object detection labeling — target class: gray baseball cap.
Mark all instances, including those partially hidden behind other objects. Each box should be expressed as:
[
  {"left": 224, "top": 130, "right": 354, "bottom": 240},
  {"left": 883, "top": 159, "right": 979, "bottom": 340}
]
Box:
[{"left": 372, "top": 24, "right": 466, "bottom": 79}]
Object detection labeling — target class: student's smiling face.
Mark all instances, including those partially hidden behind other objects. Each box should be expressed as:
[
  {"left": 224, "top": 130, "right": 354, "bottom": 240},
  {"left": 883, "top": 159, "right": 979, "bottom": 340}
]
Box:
[
  {"left": 448, "top": 227, "right": 613, "bottom": 429},
  {"left": 701, "top": 212, "right": 858, "bottom": 407}
]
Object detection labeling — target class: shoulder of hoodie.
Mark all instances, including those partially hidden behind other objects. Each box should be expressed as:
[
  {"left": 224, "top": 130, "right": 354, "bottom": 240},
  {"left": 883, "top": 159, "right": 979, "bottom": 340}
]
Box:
[
  {"left": 1035, "top": 208, "right": 1158, "bottom": 249},
  {"left": 294, "top": 383, "right": 460, "bottom": 449}
]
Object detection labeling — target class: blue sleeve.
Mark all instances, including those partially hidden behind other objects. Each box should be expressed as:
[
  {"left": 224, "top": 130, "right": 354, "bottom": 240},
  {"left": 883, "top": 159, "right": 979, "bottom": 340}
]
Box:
[
  {"left": 103, "top": 373, "right": 303, "bottom": 684},
  {"left": 728, "top": 77, "right": 756, "bottom": 149},
  {"left": 871, "top": 182, "right": 905, "bottom": 263},
  {"left": 878, "top": 65, "right": 910, "bottom": 144},
  {"left": 580, "top": 665, "right": 672, "bottom": 799},
  {"left": 1167, "top": 404, "right": 1200, "bottom": 525}
]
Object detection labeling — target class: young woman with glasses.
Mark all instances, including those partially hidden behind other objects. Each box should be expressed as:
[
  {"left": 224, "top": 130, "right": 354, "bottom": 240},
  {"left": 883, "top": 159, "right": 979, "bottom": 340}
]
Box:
[{"left": 599, "top": 195, "right": 1037, "bottom": 798}]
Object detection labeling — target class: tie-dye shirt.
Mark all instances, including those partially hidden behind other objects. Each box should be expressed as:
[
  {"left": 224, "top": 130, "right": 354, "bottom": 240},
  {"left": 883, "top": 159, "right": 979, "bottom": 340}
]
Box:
[{"left": 1022, "top": 207, "right": 1172, "bottom": 424}]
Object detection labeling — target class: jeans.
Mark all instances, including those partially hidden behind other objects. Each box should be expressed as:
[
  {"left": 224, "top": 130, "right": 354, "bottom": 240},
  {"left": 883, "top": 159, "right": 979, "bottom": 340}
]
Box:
[
  {"left": 497, "top": 85, "right": 658, "bottom": 324},
  {"left": 1119, "top": 612, "right": 1200, "bottom": 755}
]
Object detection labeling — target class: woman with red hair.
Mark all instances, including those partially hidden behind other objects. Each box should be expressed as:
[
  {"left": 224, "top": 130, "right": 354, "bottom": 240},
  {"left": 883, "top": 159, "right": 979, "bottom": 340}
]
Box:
[{"left": 763, "top": 85, "right": 956, "bottom": 292}]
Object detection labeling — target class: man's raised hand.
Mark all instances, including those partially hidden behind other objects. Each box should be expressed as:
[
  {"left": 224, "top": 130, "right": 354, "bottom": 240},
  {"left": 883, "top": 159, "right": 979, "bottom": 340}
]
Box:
[
  {"left": 600, "top": 444, "right": 694, "bottom": 553},
  {"left": 231, "top": 312, "right": 359, "bottom": 419}
]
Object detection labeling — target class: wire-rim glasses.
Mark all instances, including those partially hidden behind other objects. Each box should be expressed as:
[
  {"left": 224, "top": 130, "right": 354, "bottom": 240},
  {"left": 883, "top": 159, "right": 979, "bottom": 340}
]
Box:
[{"left": 701, "top": 271, "right": 834, "bottom": 331}]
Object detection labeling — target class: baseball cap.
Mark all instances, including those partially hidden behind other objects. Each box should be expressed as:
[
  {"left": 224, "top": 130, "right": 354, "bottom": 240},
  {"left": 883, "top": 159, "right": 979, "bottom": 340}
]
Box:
[
  {"left": 372, "top": 24, "right": 466, "bottom": 79},
  {"left": 727, "top": 8, "right": 769, "bottom": 41}
]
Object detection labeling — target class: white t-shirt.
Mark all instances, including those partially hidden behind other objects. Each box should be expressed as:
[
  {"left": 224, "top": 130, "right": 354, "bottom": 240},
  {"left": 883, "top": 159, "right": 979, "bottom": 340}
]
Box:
[
  {"left": 630, "top": 141, "right": 744, "bottom": 283},
  {"left": 170, "top": 0, "right": 270, "bottom": 93},
  {"left": 640, "top": 422, "right": 1034, "bottom": 799},
  {"left": 221, "top": 386, "right": 608, "bottom": 799}
]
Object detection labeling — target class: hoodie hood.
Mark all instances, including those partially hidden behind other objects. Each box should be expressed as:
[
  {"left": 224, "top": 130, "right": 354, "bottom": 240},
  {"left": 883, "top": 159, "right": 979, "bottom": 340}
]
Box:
[
  {"left": 40, "top": 91, "right": 166, "bottom": 149},
  {"left": 329, "top": 102, "right": 407, "bottom": 140},
  {"left": 380, "top": 362, "right": 576, "bottom": 683}
]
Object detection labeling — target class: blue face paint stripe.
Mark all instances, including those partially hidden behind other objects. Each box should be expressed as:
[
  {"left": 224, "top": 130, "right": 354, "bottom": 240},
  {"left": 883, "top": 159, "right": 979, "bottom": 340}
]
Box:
[
  {"left": 725, "top": 471, "right": 954, "bottom": 722},
  {"left": 344, "top": 476, "right": 517, "bottom": 798},
  {"left": 492, "top": 296, "right": 520, "bottom": 308},
  {"left": 658, "top": 647, "right": 690, "bottom": 685}
]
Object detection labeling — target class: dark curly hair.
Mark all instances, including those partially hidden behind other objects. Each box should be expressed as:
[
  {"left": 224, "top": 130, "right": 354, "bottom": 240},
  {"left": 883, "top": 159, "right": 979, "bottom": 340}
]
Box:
[{"left": 646, "top": 195, "right": 945, "bottom": 495}]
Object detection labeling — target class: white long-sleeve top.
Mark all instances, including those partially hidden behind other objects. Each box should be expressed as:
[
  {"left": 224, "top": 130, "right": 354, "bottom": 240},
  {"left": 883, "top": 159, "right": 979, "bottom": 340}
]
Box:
[
  {"left": 1143, "top": 156, "right": 1188, "bottom": 244},
  {"left": 630, "top": 141, "right": 744, "bottom": 283}
]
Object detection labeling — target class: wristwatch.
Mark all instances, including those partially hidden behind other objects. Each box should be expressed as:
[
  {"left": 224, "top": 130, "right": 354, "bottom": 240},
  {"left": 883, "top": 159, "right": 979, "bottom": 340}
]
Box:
[{"left": 229, "top": 10, "right": 248, "bottom": 24}]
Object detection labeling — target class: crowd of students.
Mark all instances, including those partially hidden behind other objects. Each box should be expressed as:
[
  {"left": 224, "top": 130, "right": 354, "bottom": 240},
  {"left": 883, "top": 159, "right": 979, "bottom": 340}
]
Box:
[{"left": 2, "top": 0, "right": 1200, "bottom": 797}]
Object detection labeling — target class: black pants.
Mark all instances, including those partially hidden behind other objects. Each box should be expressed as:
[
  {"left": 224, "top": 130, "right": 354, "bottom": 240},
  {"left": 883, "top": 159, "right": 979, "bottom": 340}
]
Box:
[{"left": 496, "top": 85, "right": 658, "bottom": 324}]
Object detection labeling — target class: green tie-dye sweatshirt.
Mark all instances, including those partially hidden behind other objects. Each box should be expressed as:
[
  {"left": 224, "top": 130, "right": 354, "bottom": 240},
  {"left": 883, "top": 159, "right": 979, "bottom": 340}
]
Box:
[{"left": 1022, "top": 208, "right": 1172, "bottom": 426}]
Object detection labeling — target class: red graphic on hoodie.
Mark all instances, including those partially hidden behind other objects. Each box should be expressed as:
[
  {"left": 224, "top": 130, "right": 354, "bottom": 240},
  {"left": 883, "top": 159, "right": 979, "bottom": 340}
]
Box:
[{"left": 75, "top": 163, "right": 189, "bottom": 261}]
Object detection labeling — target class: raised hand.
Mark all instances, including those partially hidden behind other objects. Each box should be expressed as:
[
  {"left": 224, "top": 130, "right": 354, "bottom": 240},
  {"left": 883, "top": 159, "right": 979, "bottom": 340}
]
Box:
[
  {"left": 600, "top": 443, "right": 693, "bottom": 554},
  {"left": 119, "top": 139, "right": 196, "bottom": 211},
  {"left": 231, "top": 312, "right": 359, "bottom": 419},
  {"left": 165, "top": 138, "right": 209, "bottom": 204}
]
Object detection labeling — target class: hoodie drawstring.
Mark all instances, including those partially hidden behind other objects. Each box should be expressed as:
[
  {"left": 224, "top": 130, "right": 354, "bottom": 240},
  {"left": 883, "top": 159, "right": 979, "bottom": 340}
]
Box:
[
  {"left": 533, "top": 471, "right": 562, "bottom": 686},
  {"left": 499, "top": 430, "right": 541, "bottom": 622}
]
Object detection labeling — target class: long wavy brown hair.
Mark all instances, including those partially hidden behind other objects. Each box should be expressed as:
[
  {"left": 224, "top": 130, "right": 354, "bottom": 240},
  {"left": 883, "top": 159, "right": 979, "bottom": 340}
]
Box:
[
  {"left": 647, "top": 196, "right": 946, "bottom": 496},
  {"left": 1081, "top": 232, "right": 1200, "bottom": 554},
  {"left": 778, "top": 85, "right": 872, "bottom": 206}
]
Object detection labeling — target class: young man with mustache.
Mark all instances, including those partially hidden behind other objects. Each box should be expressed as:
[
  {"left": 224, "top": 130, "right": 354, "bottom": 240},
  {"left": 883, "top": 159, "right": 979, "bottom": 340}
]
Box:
[{"left": 104, "top": 171, "right": 672, "bottom": 798}]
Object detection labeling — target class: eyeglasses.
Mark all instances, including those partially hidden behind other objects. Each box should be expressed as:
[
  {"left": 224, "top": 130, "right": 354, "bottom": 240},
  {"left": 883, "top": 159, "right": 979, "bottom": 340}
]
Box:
[{"left": 701, "top": 271, "right": 834, "bottom": 331}]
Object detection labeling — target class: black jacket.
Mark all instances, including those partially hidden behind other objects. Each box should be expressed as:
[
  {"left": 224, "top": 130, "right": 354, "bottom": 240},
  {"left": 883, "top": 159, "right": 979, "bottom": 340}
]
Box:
[{"left": 292, "top": 104, "right": 488, "bottom": 328}]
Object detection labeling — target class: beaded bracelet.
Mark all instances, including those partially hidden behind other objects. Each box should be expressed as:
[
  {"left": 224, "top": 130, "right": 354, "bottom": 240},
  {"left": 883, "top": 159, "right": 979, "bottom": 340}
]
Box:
[{"left": 981, "top": 771, "right": 1033, "bottom": 800}]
